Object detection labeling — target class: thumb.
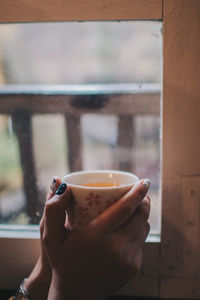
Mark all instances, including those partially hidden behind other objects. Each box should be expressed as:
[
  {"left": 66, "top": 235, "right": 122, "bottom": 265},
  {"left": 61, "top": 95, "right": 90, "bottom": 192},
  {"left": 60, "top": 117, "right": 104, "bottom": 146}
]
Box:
[
  {"left": 95, "top": 179, "right": 150, "bottom": 233},
  {"left": 43, "top": 183, "right": 71, "bottom": 254}
]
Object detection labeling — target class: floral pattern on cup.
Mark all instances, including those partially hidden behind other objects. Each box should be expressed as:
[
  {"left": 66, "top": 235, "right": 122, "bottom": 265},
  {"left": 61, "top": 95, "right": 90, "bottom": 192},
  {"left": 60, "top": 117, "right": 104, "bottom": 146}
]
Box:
[{"left": 63, "top": 170, "right": 139, "bottom": 229}]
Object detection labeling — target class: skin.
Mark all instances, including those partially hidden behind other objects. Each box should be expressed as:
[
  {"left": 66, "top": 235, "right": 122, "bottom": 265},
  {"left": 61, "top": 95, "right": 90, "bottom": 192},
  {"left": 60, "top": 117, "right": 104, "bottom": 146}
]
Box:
[
  {"left": 23, "top": 177, "right": 62, "bottom": 300},
  {"left": 42, "top": 180, "right": 150, "bottom": 300}
]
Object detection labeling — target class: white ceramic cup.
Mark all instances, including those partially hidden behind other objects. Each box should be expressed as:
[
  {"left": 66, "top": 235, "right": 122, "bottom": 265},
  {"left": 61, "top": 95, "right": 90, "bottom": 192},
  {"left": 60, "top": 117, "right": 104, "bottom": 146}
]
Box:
[{"left": 63, "top": 170, "right": 139, "bottom": 229}]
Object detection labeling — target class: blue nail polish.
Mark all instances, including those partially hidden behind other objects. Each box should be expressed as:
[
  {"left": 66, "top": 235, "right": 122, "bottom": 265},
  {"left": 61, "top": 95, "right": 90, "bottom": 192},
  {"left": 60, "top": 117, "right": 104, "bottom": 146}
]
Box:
[
  {"left": 56, "top": 183, "right": 67, "bottom": 195},
  {"left": 52, "top": 178, "right": 56, "bottom": 184}
]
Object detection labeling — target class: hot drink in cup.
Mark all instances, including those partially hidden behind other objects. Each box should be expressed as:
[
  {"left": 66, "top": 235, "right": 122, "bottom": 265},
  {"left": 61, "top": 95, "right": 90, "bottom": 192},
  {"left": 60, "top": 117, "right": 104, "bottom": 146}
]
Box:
[{"left": 63, "top": 170, "right": 139, "bottom": 229}]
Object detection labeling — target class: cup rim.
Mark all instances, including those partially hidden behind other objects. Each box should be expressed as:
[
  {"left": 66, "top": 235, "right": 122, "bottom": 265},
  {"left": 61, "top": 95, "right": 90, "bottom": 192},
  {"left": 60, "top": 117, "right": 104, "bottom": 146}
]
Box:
[{"left": 63, "top": 170, "right": 139, "bottom": 190}]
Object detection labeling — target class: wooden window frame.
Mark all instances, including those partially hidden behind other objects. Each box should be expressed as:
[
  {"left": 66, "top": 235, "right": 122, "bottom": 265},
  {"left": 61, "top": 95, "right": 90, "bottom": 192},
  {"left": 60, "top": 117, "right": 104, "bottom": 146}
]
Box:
[{"left": 1, "top": 0, "right": 200, "bottom": 298}]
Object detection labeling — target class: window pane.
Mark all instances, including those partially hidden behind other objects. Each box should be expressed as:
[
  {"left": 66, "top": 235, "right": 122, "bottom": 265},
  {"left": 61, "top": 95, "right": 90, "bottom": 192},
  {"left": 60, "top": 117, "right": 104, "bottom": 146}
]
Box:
[
  {"left": 0, "top": 21, "right": 162, "bottom": 234},
  {"left": 0, "top": 115, "right": 25, "bottom": 224},
  {"left": 81, "top": 114, "right": 160, "bottom": 233},
  {"left": 0, "top": 22, "right": 161, "bottom": 84}
]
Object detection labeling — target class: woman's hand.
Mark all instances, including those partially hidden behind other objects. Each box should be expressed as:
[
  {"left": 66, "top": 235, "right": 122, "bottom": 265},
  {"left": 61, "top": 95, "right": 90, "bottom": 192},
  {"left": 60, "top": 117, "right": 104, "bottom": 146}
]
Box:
[
  {"left": 23, "top": 177, "right": 62, "bottom": 300},
  {"left": 43, "top": 179, "right": 150, "bottom": 300}
]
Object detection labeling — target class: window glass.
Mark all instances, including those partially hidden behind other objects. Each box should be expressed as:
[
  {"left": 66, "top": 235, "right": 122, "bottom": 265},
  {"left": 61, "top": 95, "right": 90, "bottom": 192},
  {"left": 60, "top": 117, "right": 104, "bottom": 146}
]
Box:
[{"left": 0, "top": 21, "right": 162, "bottom": 234}]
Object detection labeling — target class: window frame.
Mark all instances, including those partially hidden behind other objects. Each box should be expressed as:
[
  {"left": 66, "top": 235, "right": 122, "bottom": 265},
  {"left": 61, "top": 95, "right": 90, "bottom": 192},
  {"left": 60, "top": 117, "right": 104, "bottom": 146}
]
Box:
[{"left": 1, "top": 0, "right": 200, "bottom": 298}]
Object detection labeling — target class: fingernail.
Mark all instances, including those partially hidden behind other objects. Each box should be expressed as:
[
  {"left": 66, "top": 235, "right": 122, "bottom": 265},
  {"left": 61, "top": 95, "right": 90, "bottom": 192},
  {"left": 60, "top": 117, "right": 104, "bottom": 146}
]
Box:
[
  {"left": 143, "top": 179, "right": 151, "bottom": 190},
  {"left": 50, "top": 177, "right": 57, "bottom": 193},
  {"left": 56, "top": 183, "right": 67, "bottom": 195}
]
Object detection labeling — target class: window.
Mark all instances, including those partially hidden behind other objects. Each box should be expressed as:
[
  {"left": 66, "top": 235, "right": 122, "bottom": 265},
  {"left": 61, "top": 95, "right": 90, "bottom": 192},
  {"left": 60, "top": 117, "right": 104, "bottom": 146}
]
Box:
[
  {"left": 0, "top": 21, "right": 162, "bottom": 235},
  {"left": 0, "top": 1, "right": 200, "bottom": 298}
]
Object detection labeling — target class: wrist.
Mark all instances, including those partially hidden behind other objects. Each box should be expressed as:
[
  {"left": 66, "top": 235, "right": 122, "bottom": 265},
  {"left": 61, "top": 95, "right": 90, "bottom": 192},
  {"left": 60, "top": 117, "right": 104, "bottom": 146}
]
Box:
[
  {"left": 48, "top": 286, "right": 100, "bottom": 300},
  {"left": 13, "top": 278, "right": 32, "bottom": 300},
  {"left": 47, "top": 284, "right": 66, "bottom": 300},
  {"left": 48, "top": 273, "right": 103, "bottom": 300},
  {"left": 24, "top": 257, "right": 51, "bottom": 300}
]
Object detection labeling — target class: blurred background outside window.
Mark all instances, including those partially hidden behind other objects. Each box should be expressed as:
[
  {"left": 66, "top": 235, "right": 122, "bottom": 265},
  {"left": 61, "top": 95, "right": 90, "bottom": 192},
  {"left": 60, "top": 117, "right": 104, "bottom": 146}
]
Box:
[{"left": 0, "top": 21, "right": 162, "bottom": 233}]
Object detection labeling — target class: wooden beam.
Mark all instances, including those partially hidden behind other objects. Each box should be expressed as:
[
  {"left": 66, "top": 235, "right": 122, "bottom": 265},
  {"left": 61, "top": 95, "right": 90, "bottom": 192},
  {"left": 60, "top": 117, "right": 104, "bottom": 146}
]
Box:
[
  {"left": 160, "top": 278, "right": 200, "bottom": 299},
  {"left": 0, "top": 93, "right": 160, "bottom": 115},
  {"left": 0, "top": 237, "right": 40, "bottom": 289},
  {"left": 118, "top": 242, "right": 160, "bottom": 297},
  {"left": 12, "top": 113, "right": 40, "bottom": 224},
  {"left": 161, "top": 0, "right": 200, "bottom": 298},
  {"left": 0, "top": 85, "right": 160, "bottom": 115},
  {"left": 65, "top": 114, "right": 83, "bottom": 172},
  {"left": 117, "top": 115, "right": 135, "bottom": 172},
  {"left": 0, "top": 0, "right": 162, "bottom": 23}
]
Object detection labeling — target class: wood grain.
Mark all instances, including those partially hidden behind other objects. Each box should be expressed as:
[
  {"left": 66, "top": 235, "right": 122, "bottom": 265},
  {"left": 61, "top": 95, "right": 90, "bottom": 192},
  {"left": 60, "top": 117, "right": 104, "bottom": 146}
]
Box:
[
  {"left": 0, "top": 85, "right": 160, "bottom": 115},
  {"left": 0, "top": 237, "right": 40, "bottom": 289},
  {"left": 0, "top": 0, "right": 162, "bottom": 23},
  {"left": 160, "top": 277, "right": 200, "bottom": 299},
  {"left": 161, "top": 0, "right": 200, "bottom": 297},
  {"left": 65, "top": 114, "right": 83, "bottom": 172},
  {"left": 12, "top": 113, "right": 40, "bottom": 224}
]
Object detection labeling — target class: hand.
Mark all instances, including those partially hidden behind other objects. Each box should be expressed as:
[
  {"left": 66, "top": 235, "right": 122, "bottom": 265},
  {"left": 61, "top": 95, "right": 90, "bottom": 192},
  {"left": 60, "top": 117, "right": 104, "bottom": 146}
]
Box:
[
  {"left": 43, "top": 179, "right": 150, "bottom": 300},
  {"left": 23, "top": 177, "right": 62, "bottom": 300}
]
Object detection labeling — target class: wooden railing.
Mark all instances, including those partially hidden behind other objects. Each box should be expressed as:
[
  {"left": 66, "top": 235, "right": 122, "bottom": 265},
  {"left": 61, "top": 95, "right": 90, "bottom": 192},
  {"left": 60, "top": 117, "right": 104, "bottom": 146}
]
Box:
[{"left": 0, "top": 84, "right": 160, "bottom": 223}]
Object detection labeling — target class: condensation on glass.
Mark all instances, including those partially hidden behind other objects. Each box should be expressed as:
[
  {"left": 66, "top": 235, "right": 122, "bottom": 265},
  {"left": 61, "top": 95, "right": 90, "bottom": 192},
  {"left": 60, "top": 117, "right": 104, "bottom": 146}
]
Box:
[{"left": 0, "top": 21, "right": 162, "bottom": 233}]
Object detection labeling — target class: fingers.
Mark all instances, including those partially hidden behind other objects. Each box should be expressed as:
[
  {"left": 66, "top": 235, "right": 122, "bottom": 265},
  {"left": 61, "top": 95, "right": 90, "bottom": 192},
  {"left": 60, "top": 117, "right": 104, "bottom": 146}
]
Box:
[
  {"left": 43, "top": 183, "right": 71, "bottom": 253},
  {"left": 47, "top": 176, "right": 62, "bottom": 200},
  {"left": 40, "top": 177, "right": 62, "bottom": 235},
  {"left": 124, "top": 223, "right": 150, "bottom": 273},
  {"left": 116, "top": 195, "right": 150, "bottom": 240},
  {"left": 131, "top": 222, "right": 150, "bottom": 248},
  {"left": 95, "top": 179, "right": 150, "bottom": 233},
  {"left": 128, "top": 248, "right": 143, "bottom": 275}
]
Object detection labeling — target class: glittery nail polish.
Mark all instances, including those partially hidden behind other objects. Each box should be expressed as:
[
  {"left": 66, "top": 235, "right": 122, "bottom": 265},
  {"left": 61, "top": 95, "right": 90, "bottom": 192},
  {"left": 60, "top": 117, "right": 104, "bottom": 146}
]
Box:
[
  {"left": 50, "top": 177, "right": 57, "bottom": 193},
  {"left": 143, "top": 178, "right": 151, "bottom": 190},
  {"left": 56, "top": 183, "right": 67, "bottom": 195}
]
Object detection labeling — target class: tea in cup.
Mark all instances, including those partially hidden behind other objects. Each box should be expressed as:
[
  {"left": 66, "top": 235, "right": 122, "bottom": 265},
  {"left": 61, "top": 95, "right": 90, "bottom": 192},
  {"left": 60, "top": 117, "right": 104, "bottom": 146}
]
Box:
[{"left": 63, "top": 170, "right": 139, "bottom": 229}]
